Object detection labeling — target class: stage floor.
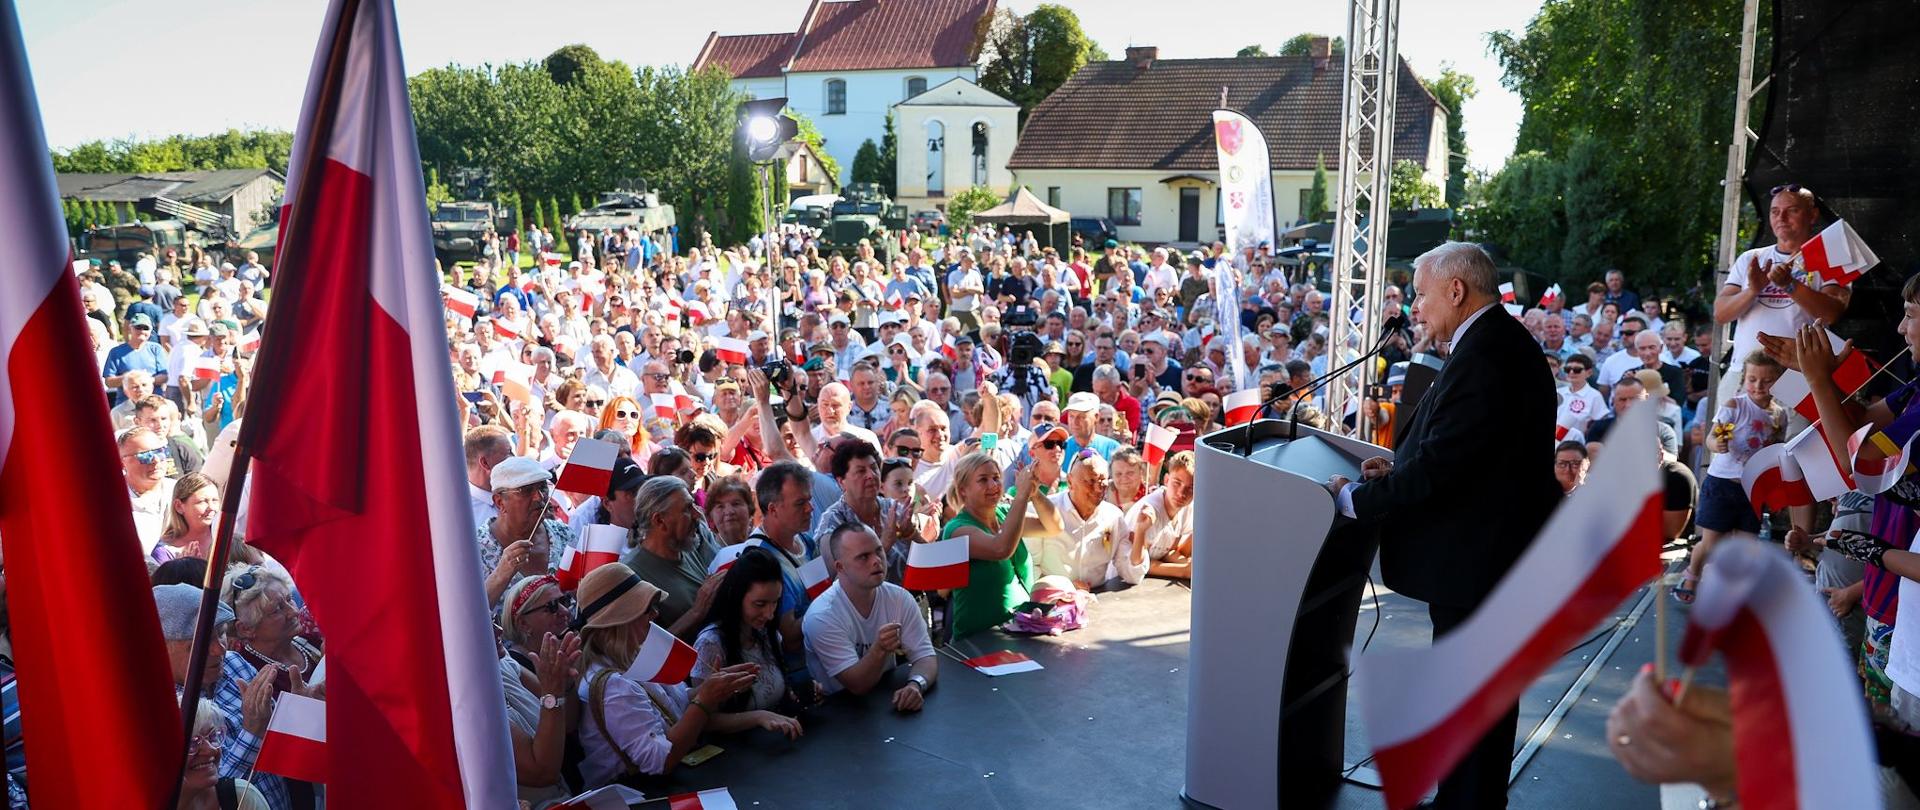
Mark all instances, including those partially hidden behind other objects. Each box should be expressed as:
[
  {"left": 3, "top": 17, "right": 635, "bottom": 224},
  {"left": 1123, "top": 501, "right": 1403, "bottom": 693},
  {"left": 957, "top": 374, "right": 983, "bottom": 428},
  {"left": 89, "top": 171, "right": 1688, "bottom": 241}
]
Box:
[{"left": 662, "top": 574, "right": 1674, "bottom": 809}]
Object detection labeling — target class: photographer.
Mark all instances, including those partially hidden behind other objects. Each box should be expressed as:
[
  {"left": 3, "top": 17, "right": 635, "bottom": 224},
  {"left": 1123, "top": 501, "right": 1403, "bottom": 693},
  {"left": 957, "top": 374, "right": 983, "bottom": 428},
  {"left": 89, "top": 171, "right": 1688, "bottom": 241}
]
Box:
[{"left": 990, "top": 306, "right": 1058, "bottom": 420}]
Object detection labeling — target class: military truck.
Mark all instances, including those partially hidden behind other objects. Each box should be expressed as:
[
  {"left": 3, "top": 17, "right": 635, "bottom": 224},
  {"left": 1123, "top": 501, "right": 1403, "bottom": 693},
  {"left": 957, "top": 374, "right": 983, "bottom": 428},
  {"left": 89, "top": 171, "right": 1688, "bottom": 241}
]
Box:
[
  {"left": 566, "top": 189, "right": 677, "bottom": 241},
  {"left": 73, "top": 195, "right": 237, "bottom": 269},
  {"left": 820, "top": 183, "right": 907, "bottom": 261},
  {"left": 431, "top": 201, "right": 511, "bottom": 266}
]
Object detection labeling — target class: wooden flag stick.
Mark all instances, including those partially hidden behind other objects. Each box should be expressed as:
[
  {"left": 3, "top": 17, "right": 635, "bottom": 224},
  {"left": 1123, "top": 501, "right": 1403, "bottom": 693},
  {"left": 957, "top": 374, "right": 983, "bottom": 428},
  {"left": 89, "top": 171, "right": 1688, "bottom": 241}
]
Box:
[{"left": 1654, "top": 574, "right": 1670, "bottom": 683}]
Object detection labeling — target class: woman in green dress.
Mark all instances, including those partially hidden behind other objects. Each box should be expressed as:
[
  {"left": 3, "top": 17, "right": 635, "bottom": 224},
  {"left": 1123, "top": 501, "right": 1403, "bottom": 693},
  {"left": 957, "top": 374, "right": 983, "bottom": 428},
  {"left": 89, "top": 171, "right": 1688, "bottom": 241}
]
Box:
[{"left": 941, "top": 450, "right": 1046, "bottom": 637}]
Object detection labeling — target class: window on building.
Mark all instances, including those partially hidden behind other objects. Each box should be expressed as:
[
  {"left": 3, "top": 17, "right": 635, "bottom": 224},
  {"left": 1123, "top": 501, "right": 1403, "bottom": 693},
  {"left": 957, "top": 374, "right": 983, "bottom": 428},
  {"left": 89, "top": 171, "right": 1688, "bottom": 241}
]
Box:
[
  {"left": 826, "top": 79, "right": 846, "bottom": 115},
  {"left": 1047, "top": 186, "right": 1062, "bottom": 207},
  {"left": 971, "top": 122, "right": 990, "bottom": 186},
  {"left": 1107, "top": 187, "right": 1142, "bottom": 225},
  {"left": 905, "top": 76, "right": 927, "bottom": 99}
]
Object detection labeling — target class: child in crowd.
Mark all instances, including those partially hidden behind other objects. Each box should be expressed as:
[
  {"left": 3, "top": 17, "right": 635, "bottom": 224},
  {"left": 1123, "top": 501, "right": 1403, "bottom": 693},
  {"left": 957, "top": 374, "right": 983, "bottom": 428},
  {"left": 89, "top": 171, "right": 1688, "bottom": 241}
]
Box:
[{"left": 1681, "top": 350, "right": 1787, "bottom": 602}]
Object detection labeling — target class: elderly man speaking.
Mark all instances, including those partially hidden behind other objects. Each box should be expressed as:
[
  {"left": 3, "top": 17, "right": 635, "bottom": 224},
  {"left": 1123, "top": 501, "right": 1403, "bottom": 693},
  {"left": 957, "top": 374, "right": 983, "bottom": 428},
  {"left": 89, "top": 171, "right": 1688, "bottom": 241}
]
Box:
[{"left": 1326, "top": 242, "right": 1561, "bottom": 809}]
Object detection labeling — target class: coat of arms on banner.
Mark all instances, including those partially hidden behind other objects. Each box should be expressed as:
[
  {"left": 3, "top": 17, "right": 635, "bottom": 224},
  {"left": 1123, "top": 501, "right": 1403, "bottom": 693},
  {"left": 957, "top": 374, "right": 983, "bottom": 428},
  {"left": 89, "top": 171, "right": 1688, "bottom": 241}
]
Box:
[{"left": 1214, "top": 118, "right": 1243, "bottom": 156}]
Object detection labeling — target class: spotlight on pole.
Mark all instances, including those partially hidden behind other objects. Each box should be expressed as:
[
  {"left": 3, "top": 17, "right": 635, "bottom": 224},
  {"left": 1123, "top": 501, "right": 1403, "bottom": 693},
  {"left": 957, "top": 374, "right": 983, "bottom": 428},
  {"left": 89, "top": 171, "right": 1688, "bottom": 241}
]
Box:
[{"left": 737, "top": 97, "right": 799, "bottom": 162}]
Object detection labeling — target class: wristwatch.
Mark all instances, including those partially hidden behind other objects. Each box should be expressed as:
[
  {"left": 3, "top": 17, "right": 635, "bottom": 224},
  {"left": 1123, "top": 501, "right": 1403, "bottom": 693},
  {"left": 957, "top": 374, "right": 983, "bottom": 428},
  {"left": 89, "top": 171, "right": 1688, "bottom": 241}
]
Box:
[
  {"left": 907, "top": 674, "right": 931, "bottom": 694},
  {"left": 539, "top": 693, "right": 561, "bottom": 711}
]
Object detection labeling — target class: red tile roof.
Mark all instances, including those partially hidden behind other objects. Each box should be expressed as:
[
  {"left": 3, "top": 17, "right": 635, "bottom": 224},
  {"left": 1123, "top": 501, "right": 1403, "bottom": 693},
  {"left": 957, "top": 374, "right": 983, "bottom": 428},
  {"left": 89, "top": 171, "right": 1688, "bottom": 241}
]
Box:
[
  {"left": 696, "top": 0, "right": 995, "bottom": 77},
  {"left": 693, "top": 32, "right": 798, "bottom": 79},
  {"left": 1008, "top": 55, "right": 1443, "bottom": 172}
]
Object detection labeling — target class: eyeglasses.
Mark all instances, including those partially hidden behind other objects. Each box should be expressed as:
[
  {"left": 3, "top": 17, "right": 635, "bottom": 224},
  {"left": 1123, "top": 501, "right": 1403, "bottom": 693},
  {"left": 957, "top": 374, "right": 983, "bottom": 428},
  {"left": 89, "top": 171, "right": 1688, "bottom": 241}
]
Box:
[
  {"left": 231, "top": 565, "right": 265, "bottom": 593},
  {"left": 1554, "top": 460, "right": 1585, "bottom": 470},
  {"left": 1066, "top": 341, "right": 1084, "bottom": 347},
  {"left": 585, "top": 398, "right": 606, "bottom": 408},
  {"left": 893, "top": 446, "right": 924, "bottom": 458},
  {"left": 1040, "top": 439, "right": 1066, "bottom": 451},
  {"left": 189, "top": 730, "right": 225, "bottom": 757},
  {"left": 1565, "top": 366, "right": 1588, "bottom": 374},
  {"left": 527, "top": 596, "right": 574, "bottom": 616},
  {"left": 1769, "top": 183, "right": 1804, "bottom": 196},
  {"left": 1186, "top": 374, "right": 1211, "bottom": 383},
  {"left": 644, "top": 373, "right": 671, "bottom": 382},
  {"left": 124, "top": 448, "right": 167, "bottom": 465},
  {"left": 692, "top": 452, "right": 717, "bottom": 462},
  {"left": 614, "top": 409, "right": 639, "bottom": 419}
]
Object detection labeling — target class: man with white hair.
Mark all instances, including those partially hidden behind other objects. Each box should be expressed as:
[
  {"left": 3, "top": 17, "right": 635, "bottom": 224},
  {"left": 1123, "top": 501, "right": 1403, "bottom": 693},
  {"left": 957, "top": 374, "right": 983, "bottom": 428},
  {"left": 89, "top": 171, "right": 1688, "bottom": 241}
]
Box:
[
  {"left": 812, "top": 382, "right": 881, "bottom": 452},
  {"left": 541, "top": 409, "right": 594, "bottom": 471},
  {"left": 582, "top": 334, "right": 639, "bottom": 398},
  {"left": 945, "top": 249, "right": 985, "bottom": 332},
  {"left": 109, "top": 369, "right": 156, "bottom": 429},
  {"left": 1325, "top": 242, "right": 1560, "bottom": 810}
]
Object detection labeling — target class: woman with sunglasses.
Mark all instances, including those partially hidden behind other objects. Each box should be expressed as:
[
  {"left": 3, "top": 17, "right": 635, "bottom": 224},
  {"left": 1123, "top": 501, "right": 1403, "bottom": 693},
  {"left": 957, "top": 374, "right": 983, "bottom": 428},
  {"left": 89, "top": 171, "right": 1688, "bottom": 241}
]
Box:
[
  {"left": 177, "top": 697, "right": 270, "bottom": 810},
  {"left": 600, "top": 395, "right": 659, "bottom": 460},
  {"left": 221, "top": 563, "right": 322, "bottom": 687}
]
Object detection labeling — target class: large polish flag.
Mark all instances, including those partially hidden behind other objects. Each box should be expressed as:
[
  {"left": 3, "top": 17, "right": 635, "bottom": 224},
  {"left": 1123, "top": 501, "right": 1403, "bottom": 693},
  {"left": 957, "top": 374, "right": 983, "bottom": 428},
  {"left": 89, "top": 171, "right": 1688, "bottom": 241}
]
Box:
[
  {"left": 1679, "top": 538, "right": 1881, "bottom": 809},
  {"left": 1358, "top": 405, "right": 1664, "bottom": 810},
  {"left": 239, "top": 0, "right": 514, "bottom": 805},
  {"left": 0, "top": 2, "right": 183, "bottom": 804}
]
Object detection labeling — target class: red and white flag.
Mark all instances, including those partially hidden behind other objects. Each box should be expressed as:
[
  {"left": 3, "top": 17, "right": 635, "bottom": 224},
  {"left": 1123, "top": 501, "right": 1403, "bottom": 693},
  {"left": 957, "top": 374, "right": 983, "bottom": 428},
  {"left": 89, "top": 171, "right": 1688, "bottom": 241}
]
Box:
[
  {"left": 625, "top": 623, "right": 698, "bottom": 684},
  {"left": 555, "top": 437, "right": 618, "bottom": 495},
  {"left": 965, "top": 650, "right": 1043, "bottom": 676},
  {"left": 800, "top": 554, "right": 832, "bottom": 599},
  {"left": 1143, "top": 422, "right": 1177, "bottom": 467},
  {"left": 1358, "top": 405, "right": 1665, "bottom": 810},
  {"left": 1767, "top": 345, "right": 1874, "bottom": 423},
  {"left": 191, "top": 354, "right": 225, "bottom": 380},
  {"left": 633, "top": 788, "right": 740, "bottom": 810},
  {"left": 903, "top": 536, "right": 970, "bottom": 590},
  {"left": 707, "top": 539, "right": 764, "bottom": 576},
  {"left": 1849, "top": 420, "right": 1920, "bottom": 495},
  {"left": 492, "top": 317, "right": 522, "bottom": 340},
  {"left": 1498, "top": 281, "right": 1515, "bottom": 303},
  {"left": 239, "top": 0, "right": 516, "bottom": 804},
  {"left": 570, "top": 524, "right": 625, "bottom": 581},
  {"left": 555, "top": 546, "right": 582, "bottom": 591},
  {"left": 550, "top": 785, "right": 646, "bottom": 810},
  {"left": 1741, "top": 443, "right": 1814, "bottom": 515},
  {"left": 1223, "top": 388, "right": 1262, "bottom": 426},
  {"left": 441, "top": 285, "right": 478, "bottom": 318},
  {"left": 254, "top": 692, "right": 328, "bottom": 784},
  {"left": 671, "top": 380, "right": 695, "bottom": 413},
  {"left": 1679, "top": 538, "right": 1881, "bottom": 810},
  {"left": 1537, "top": 283, "right": 1562, "bottom": 308},
  {"left": 651, "top": 392, "right": 678, "bottom": 420},
  {"left": 491, "top": 360, "right": 535, "bottom": 402},
  {"left": 712, "top": 335, "right": 749, "bottom": 365},
  {"left": 1800, "top": 218, "right": 1879, "bottom": 287},
  {"left": 1785, "top": 423, "right": 1854, "bottom": 502},
  {"left": 0, "top": 4, "right": 182, "bottom": 803},
  {"left": 1554, "top": 423, "right": 1571, "bottom": 441},
  {"left": 239, "top": 330, "right": 263, "bottom": 354}
]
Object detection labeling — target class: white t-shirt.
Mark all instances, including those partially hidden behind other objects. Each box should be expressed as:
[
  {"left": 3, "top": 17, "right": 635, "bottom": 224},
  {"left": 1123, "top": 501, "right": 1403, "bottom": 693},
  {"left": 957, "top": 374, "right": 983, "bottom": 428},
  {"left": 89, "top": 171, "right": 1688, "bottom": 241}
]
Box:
[
  {"left": 1723, "top": 244, "right": 1845, "bottom": 370},
  {"left": 947, "top": 268, "right": 982, "bottom": 313},
  {"left": 1034, "top": 490, "right": 1125, "bottom": 585},
  {"left": 811, "top": 423, "right": 881, "bottom": 456},
  {"left": 1119, "top": 487, "right": 1191, "bottom": 584},
  {"left": 1597, "top": 350, "right": 1645, "bottom": 390},
  {"left": 1143, "top": 264, "right": 1179, "bottom": 298},
  {"left": 1555, "top": 384, "right": 1607, "bottom": 433},
  {"left": 1889, "top": 579, "right": 1920, "bottom": 697},
  {"left": 1704, "top": 394, "right": 1786, "bottom": 479},
  {"left": 801, "top": 581, "right": 933, "bottom": 695},
  {"left": 129, "top": 478, "right": 175, "bottom": 554}
]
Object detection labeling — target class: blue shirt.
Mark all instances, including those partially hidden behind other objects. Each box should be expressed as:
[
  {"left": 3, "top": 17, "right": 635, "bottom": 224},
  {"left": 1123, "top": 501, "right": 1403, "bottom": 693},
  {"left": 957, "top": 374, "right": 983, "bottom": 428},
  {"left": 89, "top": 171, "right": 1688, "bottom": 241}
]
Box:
[
  {"left": 904, "top": 264, "right": 939, "bottom": 295},
  {"left": 883, "top": 277, "right": 930, "bottom": 305},
  {"left": 102, "top": 341, "right": 168, "bottom": 400},
  {"left": 1063, "top": 434, "right": 1121, "bottom": 471}
]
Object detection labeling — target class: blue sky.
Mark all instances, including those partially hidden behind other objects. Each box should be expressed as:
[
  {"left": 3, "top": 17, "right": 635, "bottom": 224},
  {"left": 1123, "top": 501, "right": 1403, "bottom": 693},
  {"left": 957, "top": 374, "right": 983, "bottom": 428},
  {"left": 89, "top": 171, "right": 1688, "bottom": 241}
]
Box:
[{"left": 18, "top": 0, "right": 1541, "bottom": 171}]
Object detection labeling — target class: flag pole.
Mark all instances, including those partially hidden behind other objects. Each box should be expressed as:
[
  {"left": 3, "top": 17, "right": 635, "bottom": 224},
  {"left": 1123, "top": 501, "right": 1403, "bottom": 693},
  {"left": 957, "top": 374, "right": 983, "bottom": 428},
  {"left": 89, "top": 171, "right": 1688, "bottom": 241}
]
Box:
[{"left": 171, "top": 0, "right": 365, "bottom": 802}]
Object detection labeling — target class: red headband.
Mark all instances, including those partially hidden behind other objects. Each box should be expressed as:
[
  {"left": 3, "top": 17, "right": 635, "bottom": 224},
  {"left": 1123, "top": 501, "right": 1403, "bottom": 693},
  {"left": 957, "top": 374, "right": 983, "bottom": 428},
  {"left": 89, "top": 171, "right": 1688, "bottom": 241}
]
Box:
[{"left": 508, "top": 575, "right": 560, "bottom": 618}]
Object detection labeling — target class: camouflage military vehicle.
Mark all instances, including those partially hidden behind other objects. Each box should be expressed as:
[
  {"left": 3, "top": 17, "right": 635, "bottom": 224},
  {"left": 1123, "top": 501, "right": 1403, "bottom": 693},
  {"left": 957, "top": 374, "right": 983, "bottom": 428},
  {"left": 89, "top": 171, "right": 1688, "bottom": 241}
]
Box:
[
  {"left": 431, "top": 201, "right": 511, "bottom": 265},
  {"left": 565, "top": 189, "right": 677, "bottom": 240},
  {"left": 820, "top": 183, "right": 907, "bottom": 260}
]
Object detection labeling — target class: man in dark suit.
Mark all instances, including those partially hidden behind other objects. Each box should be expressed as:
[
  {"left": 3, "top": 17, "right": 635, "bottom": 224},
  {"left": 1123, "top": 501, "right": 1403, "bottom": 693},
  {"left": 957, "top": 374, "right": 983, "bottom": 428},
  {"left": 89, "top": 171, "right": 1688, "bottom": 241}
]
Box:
[{"left": 1327, "top": 242, "right": 1561, "bottom": 809}]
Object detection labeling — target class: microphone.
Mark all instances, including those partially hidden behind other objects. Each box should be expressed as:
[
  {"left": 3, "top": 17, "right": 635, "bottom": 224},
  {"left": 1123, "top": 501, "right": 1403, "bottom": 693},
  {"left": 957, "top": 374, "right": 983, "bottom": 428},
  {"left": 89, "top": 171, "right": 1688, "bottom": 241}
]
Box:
[{"left": 1245, "top": 321, "right": 1400, "bottom": 452}]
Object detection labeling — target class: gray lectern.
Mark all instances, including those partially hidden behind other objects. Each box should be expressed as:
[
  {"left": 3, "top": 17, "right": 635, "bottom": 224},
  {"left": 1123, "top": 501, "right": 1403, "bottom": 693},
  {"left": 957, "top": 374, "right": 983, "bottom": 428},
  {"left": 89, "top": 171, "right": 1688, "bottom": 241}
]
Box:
[{"left": 1183, "top": 418, "right": 1384, "bottom": 809}]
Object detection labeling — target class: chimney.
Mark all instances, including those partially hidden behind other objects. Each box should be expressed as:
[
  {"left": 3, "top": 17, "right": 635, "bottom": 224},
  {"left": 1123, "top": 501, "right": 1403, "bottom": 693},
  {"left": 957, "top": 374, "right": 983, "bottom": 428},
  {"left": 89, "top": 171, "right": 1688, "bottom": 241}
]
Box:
[
  {"left": 1309, "top": 36, "right": 1331, "bottom": 72},
  {"left": 1125, "top": 45, "right": 1157, "bottom": 70}
]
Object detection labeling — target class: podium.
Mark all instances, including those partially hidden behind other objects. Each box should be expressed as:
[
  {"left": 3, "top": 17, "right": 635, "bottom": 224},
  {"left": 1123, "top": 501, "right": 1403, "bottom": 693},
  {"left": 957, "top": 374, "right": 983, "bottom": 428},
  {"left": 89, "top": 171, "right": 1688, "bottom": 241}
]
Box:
[{"left": 1183, "top": 419, "right": 1384, "bottom": 810}]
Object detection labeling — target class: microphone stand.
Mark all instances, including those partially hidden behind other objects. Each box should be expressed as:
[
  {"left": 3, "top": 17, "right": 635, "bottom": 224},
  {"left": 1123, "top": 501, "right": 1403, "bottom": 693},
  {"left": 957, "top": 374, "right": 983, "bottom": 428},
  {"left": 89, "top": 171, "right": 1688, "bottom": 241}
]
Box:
[{"left": 1241, "top": 322, "right": 1409, "bottom": 455}]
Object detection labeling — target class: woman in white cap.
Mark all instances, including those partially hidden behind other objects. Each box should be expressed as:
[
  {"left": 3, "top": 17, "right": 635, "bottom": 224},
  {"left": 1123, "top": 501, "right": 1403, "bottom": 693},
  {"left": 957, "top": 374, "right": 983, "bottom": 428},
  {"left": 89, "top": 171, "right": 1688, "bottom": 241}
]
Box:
[
  {"left": 572, "top": 563, "right": 780, "bottom": 789},
  {"left": 479, "top": 456, "right": 573, "bottom": 607}
]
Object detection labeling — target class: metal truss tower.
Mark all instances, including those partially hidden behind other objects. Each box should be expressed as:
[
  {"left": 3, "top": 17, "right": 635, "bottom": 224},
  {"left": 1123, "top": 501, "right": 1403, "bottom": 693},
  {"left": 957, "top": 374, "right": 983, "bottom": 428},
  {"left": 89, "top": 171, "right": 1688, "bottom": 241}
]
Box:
[{"left": 1325, "top": 0, "right": 1401, "bottom": 436}]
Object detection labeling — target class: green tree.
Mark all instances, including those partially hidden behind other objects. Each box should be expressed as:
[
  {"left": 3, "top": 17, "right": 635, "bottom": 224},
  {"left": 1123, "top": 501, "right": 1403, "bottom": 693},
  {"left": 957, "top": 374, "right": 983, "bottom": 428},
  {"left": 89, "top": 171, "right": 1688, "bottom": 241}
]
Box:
[
  {"left": 1389, "top": 160, "right": 1443, "bottom": 211},
  {"left": 786, "top": 108, "right": 839, "bottom": 186},
  {"left": 878, "top": 113, "right": 899, "bottom": 197},
  {"left": 725, "top": 137, "right": 767, "bottom": 244},
  {"left": 1422, "top": 66, "right": 1476, "bottom": 209},
  {"left": 543, "top": 44, "right": 605, "bottom": 86},
  {"left": 979, "top": 4, "right": 1099, "bottom": 121},
  {"left": 1236, "top": 45, "right": 1269, "bottom": 58},
  {"left": 944, "top": 186, "right": 1003, "bottom": 230},
  {"left": 546, "top": 197, "right": 561, "bottom": 234},
  {"left": 1306, "top": 154, "right": 1330, "bottom": 221},
  {"left": 1481, "top": 0, "right": 1760, "bottom": 287},
  {"left": 1277, "top": 34, "right": 1344, "bottom": 56},
  {"left": 851, "top": 139, "right": 885, "bottom": 187}
]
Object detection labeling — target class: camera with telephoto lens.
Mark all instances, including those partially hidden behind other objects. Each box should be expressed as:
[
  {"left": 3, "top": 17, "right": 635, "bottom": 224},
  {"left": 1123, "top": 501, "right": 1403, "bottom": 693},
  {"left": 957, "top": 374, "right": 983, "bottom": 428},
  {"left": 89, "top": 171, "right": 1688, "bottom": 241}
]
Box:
[
  {"left": 675, "top": 349, "right": 695, "bottom": 366},
  {"left": 762, "top": 359, "right": 793, "bottom": 390},
  {"left": 1008, "top": 331, "right": 1046, "bottom": 367}
]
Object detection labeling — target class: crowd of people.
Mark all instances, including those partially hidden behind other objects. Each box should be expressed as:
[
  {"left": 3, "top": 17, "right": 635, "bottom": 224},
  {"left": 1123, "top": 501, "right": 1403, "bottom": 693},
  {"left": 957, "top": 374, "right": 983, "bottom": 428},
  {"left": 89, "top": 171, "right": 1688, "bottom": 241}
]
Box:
[{"left": 4, "top": 181, "right": 1914, "bottom": 808}]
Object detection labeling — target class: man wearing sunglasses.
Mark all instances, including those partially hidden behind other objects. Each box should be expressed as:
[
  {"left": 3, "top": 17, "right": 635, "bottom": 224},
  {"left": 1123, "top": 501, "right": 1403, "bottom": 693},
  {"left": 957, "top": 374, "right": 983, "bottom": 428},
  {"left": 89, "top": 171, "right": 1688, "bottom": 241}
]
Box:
[
  {"left": 1711, "top": 183, "right": 1853, "bottom": 403},
  {"left": 120, "top": 426, "right": 175, "bottom": 553}
]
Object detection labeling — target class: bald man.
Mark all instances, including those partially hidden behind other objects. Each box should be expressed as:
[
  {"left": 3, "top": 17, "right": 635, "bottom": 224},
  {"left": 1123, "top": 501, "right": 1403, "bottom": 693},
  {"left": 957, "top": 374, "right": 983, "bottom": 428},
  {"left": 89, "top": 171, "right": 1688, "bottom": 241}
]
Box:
[{"left": 810, "top": 381, "right": 882, "bottom": 453}]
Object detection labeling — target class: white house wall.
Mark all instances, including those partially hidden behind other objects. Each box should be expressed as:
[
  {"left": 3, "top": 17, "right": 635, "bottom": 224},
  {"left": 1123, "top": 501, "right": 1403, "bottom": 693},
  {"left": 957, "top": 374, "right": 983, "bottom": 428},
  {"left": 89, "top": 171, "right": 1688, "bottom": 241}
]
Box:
[
  {"left": 1010, "top": 168, "right": 1321, "bottom": 245},
  {"left": 894, "top": 103, "right": 1018, "bottom": 210},
  {"left": 733, "top": 76, "right": 787, "bottom": 103},
  {"left": 780, "top": 67, "right": 976, "bottom": 185}
]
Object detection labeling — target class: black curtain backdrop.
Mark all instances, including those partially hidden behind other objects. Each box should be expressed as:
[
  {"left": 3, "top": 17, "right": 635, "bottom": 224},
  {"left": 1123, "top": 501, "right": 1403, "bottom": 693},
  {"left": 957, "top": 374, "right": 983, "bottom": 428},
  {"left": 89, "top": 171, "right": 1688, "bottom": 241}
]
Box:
[{"left": 1745, "top": 0, "right": 1920, "bottom": 371}]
